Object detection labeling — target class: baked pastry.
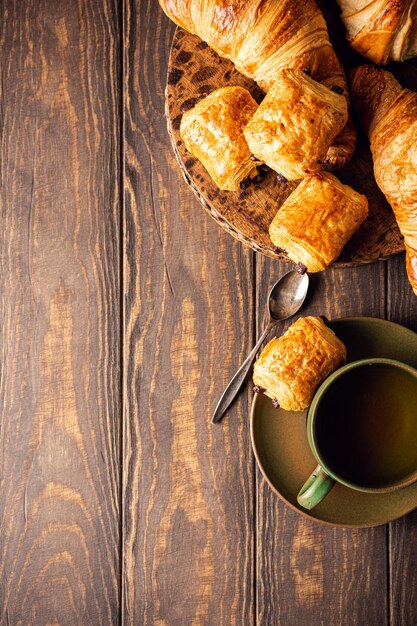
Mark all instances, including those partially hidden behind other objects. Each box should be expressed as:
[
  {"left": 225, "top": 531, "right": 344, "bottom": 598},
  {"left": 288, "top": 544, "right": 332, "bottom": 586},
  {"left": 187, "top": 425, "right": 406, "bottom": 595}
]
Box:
[
  {"left": 350, "top": 65, "right": 417, "bottom": 294},
  {"left": 253, "top": 317, "right": 346, "bottom": 411},
  {"left": 180, "top": 86, "right": 258, "bottom": 191},
  {"left": 336, "top": 0, "right": 417, "bottom": 64},
  {"left": 158, "top": 0, "right": 356, "bottom": 168},
  {"left": 243, "top": 70, "right": 349, "bottom": 181},
  {"left": 269, "top": 172, "right": 368, "bottom": 271}
]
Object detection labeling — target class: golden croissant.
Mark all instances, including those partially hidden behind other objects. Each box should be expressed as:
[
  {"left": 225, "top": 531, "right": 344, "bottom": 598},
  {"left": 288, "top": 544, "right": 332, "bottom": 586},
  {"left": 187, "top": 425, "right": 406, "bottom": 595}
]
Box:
[
  {"left": 159, "top": 0, "right": 356, "bottom": 168},
  {"left": 336, "top": 0, "right": 417, "bottom": 64},
  {"left": 253, "top": 317, "right": 346, "bottom": 411},
  {"left": 350, "top": 65, "right": 417, "bottom": 294}
]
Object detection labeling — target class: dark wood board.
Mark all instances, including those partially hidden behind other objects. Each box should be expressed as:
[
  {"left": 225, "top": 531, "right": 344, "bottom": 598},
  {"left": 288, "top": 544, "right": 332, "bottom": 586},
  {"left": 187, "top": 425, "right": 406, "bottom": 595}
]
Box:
[
  {"left": 123, "top": 1, "right": 255, "bottom": 624},
  {"left": 386, "top": 255, "right": 417, "bottom": 626},
  {"left": 255, "top": 257, "right": 389, "bottom": 625},
  {"left": 0, "top": 0, "right": 121, "bottom": 624}
]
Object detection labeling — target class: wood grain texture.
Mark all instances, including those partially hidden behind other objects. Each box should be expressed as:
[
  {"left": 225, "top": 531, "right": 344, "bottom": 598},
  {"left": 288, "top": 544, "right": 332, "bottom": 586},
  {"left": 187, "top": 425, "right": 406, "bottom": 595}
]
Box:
[
  {"left": 0, "top": 1, "right": 121, "bottom": 624},
  {"left": 123, "top": 2, "right": 254, "bottom": 624},
  {"left": 255, "top": 258, "right": 389, "bottom": 626},
  {"left": 387, "top": 254, "right": 417, "bottom": 626}
]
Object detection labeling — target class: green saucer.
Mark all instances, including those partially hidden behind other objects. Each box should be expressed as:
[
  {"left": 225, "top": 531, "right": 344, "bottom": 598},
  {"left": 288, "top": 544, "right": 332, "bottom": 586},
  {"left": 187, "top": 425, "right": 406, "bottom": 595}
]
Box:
[{"left": 251, "top": 317, "right": 417, "bottom": 528}]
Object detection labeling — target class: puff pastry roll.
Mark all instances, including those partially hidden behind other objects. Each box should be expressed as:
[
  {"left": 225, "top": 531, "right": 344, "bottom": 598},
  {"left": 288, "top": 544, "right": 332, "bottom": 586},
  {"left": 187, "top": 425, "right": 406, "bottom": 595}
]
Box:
[
  {"left": 350, "top": 65, "right": 417, "bottom": 294},
  {"left": 159, "top": 0, "right": 356, "bottom": 168},
  {"left": 180, "top": 86, "right": 258, "bottom": 191},
  {"left": 243, "top": 70, "right": 348, "bottom": 181},
  {"left": 253, "top": 317, "right": 346, "bottom": 411},
  {"left": 336, "top": 0, "right": 417, "bottom": 64},
  {"left": 269, "top": 172, "right": 368, "bottom": 271}
]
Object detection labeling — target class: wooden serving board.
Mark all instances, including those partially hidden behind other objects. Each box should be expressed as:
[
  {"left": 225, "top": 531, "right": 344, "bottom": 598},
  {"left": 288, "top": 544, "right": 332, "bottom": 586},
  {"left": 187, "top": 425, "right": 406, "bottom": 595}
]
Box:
[{"left": 165, "top": 15, "right": 417, "bottom": 267}]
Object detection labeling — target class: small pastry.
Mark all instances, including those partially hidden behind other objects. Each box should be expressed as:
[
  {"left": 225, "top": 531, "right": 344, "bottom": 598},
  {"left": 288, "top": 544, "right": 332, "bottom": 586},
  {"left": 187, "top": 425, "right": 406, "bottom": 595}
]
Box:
[
  {"left": 180, "top": 86, "right": 258, "bottom": 191},
  {"left": 253, "top": 316, "right": 346, "bottom": 411},
  {"left": 269, "top": 172, "right": 368, "bottom": 272},
  {"left": 243, "top": 69, "right": 348, "bottom": 181}
]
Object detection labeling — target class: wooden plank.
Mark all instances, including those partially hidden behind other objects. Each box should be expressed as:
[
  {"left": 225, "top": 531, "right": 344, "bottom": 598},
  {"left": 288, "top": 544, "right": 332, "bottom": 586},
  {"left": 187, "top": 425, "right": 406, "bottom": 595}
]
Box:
[
  {"left": 0, "top": 1, "right": 121, "bottom": 624},
  {"left": 123, "top": 2, "right": 255, "bottom": 624},
  {"left": 387, "top": 253, "right": 417, "bottom": 626},
  {"left": 256, "top": 259, "right": 389, "bottom": 626}
]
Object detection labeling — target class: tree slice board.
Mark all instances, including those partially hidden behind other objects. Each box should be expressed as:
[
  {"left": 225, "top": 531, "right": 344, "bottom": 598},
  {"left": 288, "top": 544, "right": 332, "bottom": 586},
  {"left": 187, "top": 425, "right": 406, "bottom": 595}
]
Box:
[{"left": 165, "top": 22, "right": 417, "bottom": 267}]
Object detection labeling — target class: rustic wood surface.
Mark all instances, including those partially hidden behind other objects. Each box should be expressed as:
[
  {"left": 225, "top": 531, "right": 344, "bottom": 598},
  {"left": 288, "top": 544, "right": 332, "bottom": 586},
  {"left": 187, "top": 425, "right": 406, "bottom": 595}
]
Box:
[
  {"left": 1, "top": 0, "right": 417, "bottom": 625},
  {"left": 0, "top": 0, "right": 121, "bottom": 624}
]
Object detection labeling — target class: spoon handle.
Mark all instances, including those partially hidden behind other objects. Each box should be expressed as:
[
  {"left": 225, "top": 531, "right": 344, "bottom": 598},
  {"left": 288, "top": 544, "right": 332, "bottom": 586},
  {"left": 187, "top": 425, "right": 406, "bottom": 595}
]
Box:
[{"left": 211, "top": 322, "right": 274, "bottom": 424}]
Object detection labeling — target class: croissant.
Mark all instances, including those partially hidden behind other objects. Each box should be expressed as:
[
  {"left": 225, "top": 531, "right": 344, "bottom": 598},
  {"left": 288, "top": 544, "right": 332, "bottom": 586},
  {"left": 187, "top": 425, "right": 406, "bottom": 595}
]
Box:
[
  {"left": 244, "top": 70, "right": 348, "bottom": 181},
  {"left": 336, "top": 0, "right": 417, "bottom": 64},
  {"left": 350, "top": 65, "right": 417, "bottom": 294},
  {"left": 269, "top": 172, "right": 368, "bottom": 271},
  {"left": 253, "top": 317, "right": 346, "bottom": 411},
  {"left": 180, "top": 86, "right": 258, "bottom": 190},
  {"left": 159, "top": 0, "right": 356, "bottom": 168}
]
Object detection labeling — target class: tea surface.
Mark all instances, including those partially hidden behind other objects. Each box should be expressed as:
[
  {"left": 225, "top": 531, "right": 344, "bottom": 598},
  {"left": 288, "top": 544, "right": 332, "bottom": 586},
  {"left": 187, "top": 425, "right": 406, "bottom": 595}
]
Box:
[{"left": 315, "top": 364, "right": 417, "bottom": 488}]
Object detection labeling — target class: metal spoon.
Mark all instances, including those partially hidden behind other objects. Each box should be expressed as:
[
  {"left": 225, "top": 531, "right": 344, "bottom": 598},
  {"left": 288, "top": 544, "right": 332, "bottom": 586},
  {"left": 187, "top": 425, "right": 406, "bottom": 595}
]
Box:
[{"left": 211, "top": 269, "right": 309, "bottom": 424}]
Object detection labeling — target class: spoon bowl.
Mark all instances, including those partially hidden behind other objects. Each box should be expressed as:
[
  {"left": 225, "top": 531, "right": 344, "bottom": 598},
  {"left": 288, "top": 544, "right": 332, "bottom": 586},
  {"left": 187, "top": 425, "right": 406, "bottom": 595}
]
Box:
[{"left": 268, "top": 271, "right": 309, "bottom": 321}]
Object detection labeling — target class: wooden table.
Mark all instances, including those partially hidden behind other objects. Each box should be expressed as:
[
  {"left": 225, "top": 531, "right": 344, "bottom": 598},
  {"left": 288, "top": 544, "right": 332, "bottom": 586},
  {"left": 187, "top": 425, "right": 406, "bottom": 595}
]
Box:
[{"left": 1, "top": 1, "right": 417, "bottom": 624}]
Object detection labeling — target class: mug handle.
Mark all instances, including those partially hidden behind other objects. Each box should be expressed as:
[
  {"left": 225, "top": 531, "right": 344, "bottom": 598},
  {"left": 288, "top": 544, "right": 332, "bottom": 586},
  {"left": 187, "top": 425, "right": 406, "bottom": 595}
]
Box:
[{"left": 297, "top": 465, "right": 335, "bottom": 510}]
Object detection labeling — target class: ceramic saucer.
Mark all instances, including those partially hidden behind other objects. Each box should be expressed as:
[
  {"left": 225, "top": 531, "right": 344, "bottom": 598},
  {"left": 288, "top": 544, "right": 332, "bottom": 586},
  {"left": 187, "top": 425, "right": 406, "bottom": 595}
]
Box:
[{"left": 251, "top": 317, "right": 417, "bottom": 528}]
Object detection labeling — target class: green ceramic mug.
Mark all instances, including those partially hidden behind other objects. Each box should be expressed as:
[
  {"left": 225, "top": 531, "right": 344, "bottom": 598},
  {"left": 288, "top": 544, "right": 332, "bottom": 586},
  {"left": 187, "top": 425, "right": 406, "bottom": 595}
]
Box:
[{"left": 297, "top": 358, "right": 417, "bottom": 510}]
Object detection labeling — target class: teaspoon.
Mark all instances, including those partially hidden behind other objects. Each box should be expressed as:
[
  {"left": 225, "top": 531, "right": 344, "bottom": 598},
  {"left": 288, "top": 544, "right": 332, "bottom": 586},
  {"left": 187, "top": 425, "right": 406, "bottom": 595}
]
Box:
[{"left": 211, "top": 269, "right": 309, "bottom": 424}]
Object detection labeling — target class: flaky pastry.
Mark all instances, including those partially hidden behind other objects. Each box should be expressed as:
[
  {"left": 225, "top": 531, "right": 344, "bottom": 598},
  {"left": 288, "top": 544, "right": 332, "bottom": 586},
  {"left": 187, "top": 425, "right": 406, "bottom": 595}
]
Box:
[
  {"left": 269, "top": 172, "right": 368, "bottom": 271},
  {"left": 336, "top": 0, "right": 417, "bottom": 64},
  {"left": 243, "top": 70, "right": 348, "bottom": 181},
  {"left": 180, "top": 86, "right": 258, "bottom": 191},
  {"left": 253, "top": 317, "right": 346, "bottom": 411},
  {"left": 350, "top": 65, "right": 417, "bottom": 295}
]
